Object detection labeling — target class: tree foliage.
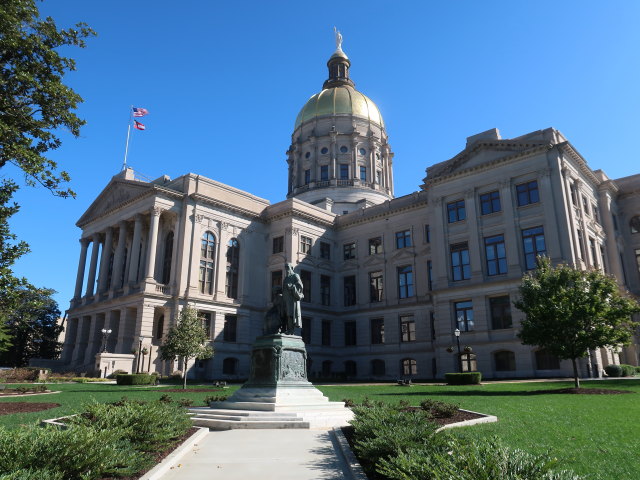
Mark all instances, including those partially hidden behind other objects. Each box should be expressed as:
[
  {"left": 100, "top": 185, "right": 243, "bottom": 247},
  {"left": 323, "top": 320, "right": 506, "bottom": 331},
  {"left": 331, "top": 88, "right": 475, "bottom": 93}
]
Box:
[
  {"left": 0, "top": 0, "right": 95, "bottom": 197},
  {"left": 515, "top": 257, "right": 640, "bottom": 388},
  {"left": 158, "top": 307, "right": 213, "bottom": 389}
]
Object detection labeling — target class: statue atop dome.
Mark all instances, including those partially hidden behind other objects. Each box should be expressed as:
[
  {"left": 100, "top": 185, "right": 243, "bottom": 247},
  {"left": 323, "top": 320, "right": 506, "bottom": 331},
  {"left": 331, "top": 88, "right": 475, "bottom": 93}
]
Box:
[{"left": 334, "top": 27, "right": 343, "bottom": 52}]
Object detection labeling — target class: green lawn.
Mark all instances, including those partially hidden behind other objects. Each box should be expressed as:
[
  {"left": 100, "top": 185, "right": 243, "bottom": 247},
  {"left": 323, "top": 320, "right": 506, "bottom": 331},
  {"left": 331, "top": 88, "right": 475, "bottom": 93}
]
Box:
[
  {"left": 317, "top": 380, "right": 640, "bottom": 480},
  {"left": 1, "top": 380, "right": 638, "bottom": 479}
]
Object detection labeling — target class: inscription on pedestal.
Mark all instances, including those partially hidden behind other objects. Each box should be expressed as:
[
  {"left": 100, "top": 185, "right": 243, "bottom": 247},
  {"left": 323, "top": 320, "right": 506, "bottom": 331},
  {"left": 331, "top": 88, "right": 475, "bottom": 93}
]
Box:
[
  {"left": 251, "top": 349, "right": 274, "bottom": 383},
  {"left": 281, "top": 350, "right": 306, "bottom": 380}
]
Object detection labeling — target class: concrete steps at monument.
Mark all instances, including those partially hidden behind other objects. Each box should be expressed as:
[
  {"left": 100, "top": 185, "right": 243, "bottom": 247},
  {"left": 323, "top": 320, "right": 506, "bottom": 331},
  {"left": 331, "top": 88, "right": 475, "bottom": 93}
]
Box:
[{"left": 189, "top": 407, "right": 310, "bottom": 430}]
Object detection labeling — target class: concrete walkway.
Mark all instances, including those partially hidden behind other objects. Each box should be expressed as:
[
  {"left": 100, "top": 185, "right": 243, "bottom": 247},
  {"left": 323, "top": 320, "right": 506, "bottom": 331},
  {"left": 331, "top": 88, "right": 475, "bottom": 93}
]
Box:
[{"left": 158, "top": 429, "right": 352, "bottom": 480}]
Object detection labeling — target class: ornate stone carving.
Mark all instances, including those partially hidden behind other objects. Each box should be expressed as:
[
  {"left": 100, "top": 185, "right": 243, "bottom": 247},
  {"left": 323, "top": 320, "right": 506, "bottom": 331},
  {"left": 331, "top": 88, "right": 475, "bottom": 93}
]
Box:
[
  {"left": 281, "top": 349, "right": 306, "bottom": 380},
  {"left": 151, "top": 206, "right": 163, "bottom": 217}
]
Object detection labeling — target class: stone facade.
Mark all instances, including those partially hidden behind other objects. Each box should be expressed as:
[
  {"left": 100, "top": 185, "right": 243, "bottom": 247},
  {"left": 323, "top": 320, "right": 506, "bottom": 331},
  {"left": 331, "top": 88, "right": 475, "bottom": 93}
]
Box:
[{"left": 59, "top": 46, "right": 640, "bottom": 381}]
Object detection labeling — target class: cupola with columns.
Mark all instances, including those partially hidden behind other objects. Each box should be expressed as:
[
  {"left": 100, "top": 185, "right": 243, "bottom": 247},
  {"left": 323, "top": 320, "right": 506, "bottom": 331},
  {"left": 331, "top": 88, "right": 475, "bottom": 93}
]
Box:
[{"left": 286, "top": 30, "right": 394, "bottom": 214}]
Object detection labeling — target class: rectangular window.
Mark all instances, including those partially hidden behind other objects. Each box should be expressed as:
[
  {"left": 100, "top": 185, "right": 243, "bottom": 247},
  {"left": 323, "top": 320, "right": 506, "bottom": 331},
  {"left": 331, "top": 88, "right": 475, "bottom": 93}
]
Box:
[
  {"left": 199, "top": 260, "right": 214, "bottom": 295},
  {"left": 589, "top": 237, "right": 598, "bottom": 268},
  {"left": 577, "top": 229, "right": 585, "bottom": 260},
  {"left": 320, "top": 275, "right": 331, "bottom": 306},
  {"left": 480, "top": 190, "right": 501, "bottom": 215},
  {"left": 582, "top": 196, "right": 590, "bottom": 216},
  {"left": 360, "top": 166, "right": 367, "bottom": 181},
  {"left": 600, "top": 245, "right": 608, "bottom": 273},
  {"left": 369, "top": 237, "right": 382, "bottom": 255},
  {"left": 300, "top": 235, "right": 312, "bottom": 254},
  {"left": 430, "top": 311, "right": 436, "bottom": 340},
  {"left": 271, "top": 270, "right": 282, "bottom": 300},
  {"left": 200, "top": 312, "right": 212, "bottom": 339},
  {"left": 272, "top": 236, "right": 284, "bottom": 254},
  {"left": 321, "top": 320, "right": 331, "bottom": 346},
  {"left": 447, "top": 200, "right": 466, "bottom": 223},
  {"left": 522, "top": 226, "right": 546, "bottom": 270},
  {"left": 450, "top": 242, "right": 471, "bottom": 281},
  {"left": 320, "top": 165, "right": 329, "bottom": 181},
  {"left": 635, "top": 249, "right": 640, "bottom": 278},
  {"left": 485, "top": 235, "right": 507, "bottom": 276},
  {"left": 395, "top": 230, "right": 412, "bottom": 249},
  {"left": 400, "top": 316, "right": 416, "bottom": 342},
  {"left": 320, "top": 241, "right": 331, "bottom": 259},
  {"left": 304, "top": 169, "right": 310, "bottom": 185},
  {"left": 455, "top": 301, "right": 474, "bottom": 332},
  {"left": 370, "top": 318, "right": 385, "bottom": 344},
  {"left": 340, "top": 164, "right": 349, "bottom": 180},
  {"left": 344, "top": 321, "right": 357, "bottom": 346},
  {"left": 425, "top": 224, "right": 430, "bottom": 243},
  {"left": 593, "top": 204, "right": 600, "bottom": 224},
  {"left": 301, "top": 317, "right": 311, "bottom": 344},
  {"left": 516, "top": 180, "right": 540, "bottom": 206},
  {"left": 490, "top": 296, "right": 512, "bottom": 329},
  {"left": 369, "top": 271, "right": 383, "bottom": 302},
  {"left": 344, "top": 275, "right": 356, "bottom": 306},
  {"left": 570, "top": 183, "right": 577, "bottom": 206},
  {"left": 343, "top": 242, "right": 356, "bottom": 260},
  {"left": 376, "top": 170, "right": 382, "bottom": 185},
  {"left": 397, "top": 265, "right": 414, "bottom": 299},
  {"left": 301, "top": 270, "right": 311, "bottom": 303},
  {"left": 427, "top": 260, "right": 433, "bottom": 291},
  {"left": 223, "top": 315, "right": 237, "bottom": 342}
]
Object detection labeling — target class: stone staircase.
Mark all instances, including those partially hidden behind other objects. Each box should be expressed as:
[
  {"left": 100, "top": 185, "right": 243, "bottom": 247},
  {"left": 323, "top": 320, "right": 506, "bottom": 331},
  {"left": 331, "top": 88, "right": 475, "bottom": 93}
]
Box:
[{"left": 189, "top": 407, "right": 310, "bottom": 430}]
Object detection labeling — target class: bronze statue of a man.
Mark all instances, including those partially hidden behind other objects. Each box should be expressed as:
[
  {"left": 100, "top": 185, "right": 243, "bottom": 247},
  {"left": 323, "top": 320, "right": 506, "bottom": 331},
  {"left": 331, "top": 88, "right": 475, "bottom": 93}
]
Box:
[{"left": 282, "top": 262, "right": 303, "bottom": 334}]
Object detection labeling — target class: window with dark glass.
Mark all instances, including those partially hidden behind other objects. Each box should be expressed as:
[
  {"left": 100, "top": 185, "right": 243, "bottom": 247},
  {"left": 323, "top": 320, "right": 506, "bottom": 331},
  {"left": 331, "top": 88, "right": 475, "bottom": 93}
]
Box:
[
  {"left": 447, "top": 200, "right": 466, "bottom": 223},
  {"left": 589, "top": 237, "right": 598, "bottom": 267},
  {"left": 460, "top": 353, "right": 477, "bottom": 372},
  {"left": 370, "top": 318, "right": 384, "bottom": 344},
  {"left": 200, "top": 231, "right": 216, "bottom": 294},
  {"left": 305, "top": 151, "right": 311, "bottom": 158},
  {"left": 400, "top": 315, "right": 416, "bottom": 342},
  {"left": 225, "top": 238, "right": 240, "bottom": 298},
  {"left": 369, "top": 237, "right": 382, "bottom": 255},
  {"left": 359, "top": 148, "right": 366, "bottom": 156},
  {"left": 516, "top": 180, "right": 539, "bottom": 206},
  {"left": 200, "top": 312, "right": 212, "bottom": 339},
  {"left": 271, "top": 270, "right": 282, "bottom": 300},
  {"left": 320, "top": 275, "right": 331, "bottom": 306},
  {"left": 494, "top": 351, "right": 516, "bottom": 371},
  {"left": 395, "top": 230, "right": 412, "bottom": 249},
  {"left": 272, "top": 236, "right": 284, "bottom": 254},
  {"left": 343, "top": 242, "right": 356, "bottom": 260},
  {"left": 631, "top": 216, "right": 640, "bottom": 234},
  {"left": 455, "top": 300, "right": 474, "bottom": 332},
  {"left": 427, "top": 260, "right": 433, "bottom": 291},
  {"left": 321, "top": 319, "right": 331, "bottom": 346},
  {"left": 634, "top": 248, "right": 640, "bottom": 277},
  {"left": 301, "top": 316, "right": 311, "bottom": 343},
  {"left": 300, "top": 235, "right": 312, "bottom": 254},
  {"left": 480, "top": 190, "right": 501, "bottom": 215},
  {"left": 321, "top": 360, "right": 332, "bottom": 376},
  {"left": 577, "top": 229, "right": 585, "bottom": 260},
  {"left": 344, "top": 321, "right": 357, "bottom": 345},
  {"left": 340, "top": 145, "right": 348, "bottom": 153},
  {"left": 320, "top": 165, "right": 329, "bottom": 181},
  {"left": 535, "top": 349, "right": 560, "bottom": 370},
  {"left": 360, "top": 166, "right": 366, "bottom": 181},
  {"left": 490, "top": 295, "right": 512, "bottom": 329},
  {"left": 344, "top": 360, "right": 357, "bottom": 376},
  {"left": 613, "top": 214, "right": 619, "bottom": 231},
  {"left": 570, "top": 183, "right": 577, "bottom": 206},
  {"left": 425, "top": 224, "right": 430, "bottom": 243},
  {"left": 222, "top": 357, "right": 238, "bottom": 375},
  {"left": 601, "top": 245, "right": 608, "bottom": 273},
  {"left": 371, "top": 359, "right": 385, "bottom": 376},
  {"left": 430, "top": 311, "right": 436, "bottom": 340},
  {"left": 161, "top": 231, "right": 174, "bottom": 285},
  {"left": 397, "top": 265, "right": 414, "bottom": 299},
  {"left": 321, "top": 147, "right": 328, "bottom": 154},
  {"left": 522, "top": 226, "right": 546, "bottom": 270},
  {"left": 450, "top": 242, "right": 471, "bottom": 281},
  {"left": 223, "top": 314, "right": 237, "bottom": 342},
  {"left": 343, "top": 275, "right": 356, "bottom": 306},
  {"left": 582, "top": 196, "right": 590, "bottom": 216},
  {"left": 376, "top": 170, "right": 382, "bottom": 185},
  {"left": 485, "top": 235, "right": 507, "bottom": 276},
  {"left": 592, "top": 204, "right": 600, "bottom": 224},
  {"left": 301, "top": 270, "right": 311, "bottom": 303},
  {"left": 340, "top": 164, "right": 349, "bottom": 179},
  {"left": 369, "top": 271, "right": 383, "bottom": 302},
  {"left": 155, "top": 315, "right": 164, "bottom": 339},
  {"left": 304, "top": 169, "right": 310, "bottom": 185},
  {"left": 401, "top": 358, "right": 417, "bottom": 376},
  {"left": 320, "top": 241, "right": 331, "bottom": 259}
]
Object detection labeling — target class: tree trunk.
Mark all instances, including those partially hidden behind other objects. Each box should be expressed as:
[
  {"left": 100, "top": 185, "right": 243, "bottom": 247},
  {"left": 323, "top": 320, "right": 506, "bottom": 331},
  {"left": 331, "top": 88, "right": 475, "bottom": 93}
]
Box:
[
  {"left": 182, "top": 357, "right": 187, "bottom": 390},
  {"left": 571, "top": 357, "right": 580, "bottom": 389}
]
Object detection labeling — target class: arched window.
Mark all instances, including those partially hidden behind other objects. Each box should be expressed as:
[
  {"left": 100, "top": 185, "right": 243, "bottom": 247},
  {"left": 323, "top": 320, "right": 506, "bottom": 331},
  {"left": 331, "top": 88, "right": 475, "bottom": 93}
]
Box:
[
  {"left": 161, "top": 231, "right": 174, "bottom": 284},
  {"left": 535, "top": 349, "right": 560, "bottom": 370},
  {"left": 322, "top": 360, "right": 332, "bottom": 376},
  {"left": 494, "top": 350, "right": 516, "bottom": 371},
  {"left": 155, "top": 315, "right": 164, "bottom": 339},
  {"left": 199, "top": 232, "right": 216, "bottom": 294},
  {"left": 630, "top": 216, "right": 640, "bottom": 234},
  {"left": 344, "top": 360, "right": 357, "bottom": 377},
  {"left": 371, "top": 359, "right": 386, "bottom": 376},
  {"left": 226, "top": 238, "right": 240, "bottom": 298},
  {"left": 401, "top": 358, "right": 417, "bottom": 376},
  {"left": 460, "top": 353, "right": 477, "bottom": 372},
  {"left": 222, "top": 357, "right": 238, "bottom": 375}
]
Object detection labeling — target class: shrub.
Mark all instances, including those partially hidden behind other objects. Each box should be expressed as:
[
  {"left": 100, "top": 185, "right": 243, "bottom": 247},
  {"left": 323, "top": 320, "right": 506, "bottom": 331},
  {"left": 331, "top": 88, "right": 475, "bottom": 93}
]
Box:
[
  {"left": 203, "top": 394, "right": 228, "bottom": 405},
  {"left": 604, "top": 365, "right": 623, "bottom": 377},
  {"left": 106, "top": 369, "right": 128, "bottom": 379},
  {"left": 342, "top": 398, "right": 355, "bottom": 407},
  {"left": 0, "top": 424, "right": 149, "bottom": 479},
  {"left": 0, "top": 468, "right": 64, "bottom": 480},
  {"left": 116, "top": 373, "right": 155, "bottom": 385},
  {"left": 445, "top": 372, "right": 482, "bottom": 385},
  {"left": 419, "top": 399, "right": 459, "bottom": 418},
  {"left": 159, "top": 393, "right": 173, "bottom": 403},
  {"left": 0, "top": 368, "right": 41, "bottom": 383},
  {"left": 620, "top": 364, "right": 636, "bottom": 377},
  {"left": 178, "top": 398, "right": 193, "bottom": 407},
  {"left": 636, "top": 366, "right": 640, "bottom": 374}
]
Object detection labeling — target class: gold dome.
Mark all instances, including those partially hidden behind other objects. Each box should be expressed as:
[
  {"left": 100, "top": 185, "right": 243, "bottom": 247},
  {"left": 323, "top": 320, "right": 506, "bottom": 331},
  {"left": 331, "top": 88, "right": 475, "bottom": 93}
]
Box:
[{"left": 294, "top": 85, "right": 384, "bottom": 130}]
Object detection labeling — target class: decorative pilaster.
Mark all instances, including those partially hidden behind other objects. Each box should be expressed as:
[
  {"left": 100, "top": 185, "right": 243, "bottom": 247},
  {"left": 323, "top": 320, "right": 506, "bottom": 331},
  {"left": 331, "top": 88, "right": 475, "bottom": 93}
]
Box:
[
  {"left": 145, "top": 207, "right": 162, "bottom": 281},
  {"left": 111, "top": 220, "right": 128, "bottom": 290},
  {"left": 128, "top": 214, "right": 144, "bottom": 285},
  {"left": 169, "top": 215, "right": 181, "bottom": 288},
  {"left": 73, "top": 239, "right": 90, "bottom": 299},
  {"left": 97, "top": 227, "right": 114, "bottom": 293},
  {"left": 85, "top": 234, "right": 101, "bottom": 297}
]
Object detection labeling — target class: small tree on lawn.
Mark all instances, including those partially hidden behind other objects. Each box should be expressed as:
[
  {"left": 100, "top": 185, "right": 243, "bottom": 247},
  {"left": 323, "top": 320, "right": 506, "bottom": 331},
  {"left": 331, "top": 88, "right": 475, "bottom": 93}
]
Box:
[
  {"left": 158, "top": 307, "right": 213, "bottom": 389},
  {"left": 515, "top": 257, "right": 640, "bottom": 388}
]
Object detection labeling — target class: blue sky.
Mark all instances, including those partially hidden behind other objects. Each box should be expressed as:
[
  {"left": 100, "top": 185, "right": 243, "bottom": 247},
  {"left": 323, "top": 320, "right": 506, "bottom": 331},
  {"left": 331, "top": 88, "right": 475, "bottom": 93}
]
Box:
[{"left": 9, "top": 1, "right": 640, "bottom": 310}]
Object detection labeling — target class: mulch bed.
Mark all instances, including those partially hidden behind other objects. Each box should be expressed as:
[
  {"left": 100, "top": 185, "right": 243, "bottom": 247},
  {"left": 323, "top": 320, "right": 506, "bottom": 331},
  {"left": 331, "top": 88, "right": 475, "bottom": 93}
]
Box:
[
  {"left": 532, "top": 387, "right": 633, "bottom": 395},
  {"left": 158, "top": 388, "right": 225, "bottom": 393},
  {"left": 0, "top": 402, "right": 61, "bottom": 415}
]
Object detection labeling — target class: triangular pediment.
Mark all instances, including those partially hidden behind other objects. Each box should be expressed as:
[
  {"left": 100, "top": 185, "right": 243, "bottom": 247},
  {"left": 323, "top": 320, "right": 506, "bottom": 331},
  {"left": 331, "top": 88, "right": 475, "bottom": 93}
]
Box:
[
  {"left": 363, "top": 254, "right": 385, "bottom": 268},
  {"left": 267, "top": 254, "right": 286, "bottom": 266},
  {"left": 390, "top": 248, "right": 416, "bottom": 262},
  {"left": 77, "top": 178, "right": 155, "bottom": 227},
  {"left": 340, "top": 259, "right": 358, "bottom": 271}
]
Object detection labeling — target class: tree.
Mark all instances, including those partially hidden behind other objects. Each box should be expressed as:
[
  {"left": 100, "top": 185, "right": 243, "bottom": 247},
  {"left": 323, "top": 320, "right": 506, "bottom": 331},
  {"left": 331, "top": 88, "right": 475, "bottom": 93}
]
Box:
[
  {"left": 158, "top": 307, "right": 213, "bottom": 389},
  {"left": 515, "top": 257, "right": 640, "bottom": 388},
  {"left": 1, "top": 0, "right": 95, "bottom": 197}
]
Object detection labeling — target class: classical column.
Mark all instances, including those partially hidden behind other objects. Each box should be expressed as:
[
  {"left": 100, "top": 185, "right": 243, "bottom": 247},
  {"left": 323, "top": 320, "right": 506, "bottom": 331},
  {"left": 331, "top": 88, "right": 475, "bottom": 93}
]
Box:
[
  {"left": 111, "top": 220, "right": 128, "bottom": 290},
  {"left": 128, "top": 214, "right": 144, "bottom": 285},
  {"left": 97, "top": 227, "right": 113, "bottom": 293},
  {"left": 85, "top": 234, "right": 101, "bottom": 297},
  {"left": 598, "top": 187, "right": 625, "bottom": 282},
  {"left": 145, "top": 207, "right": 162, "bottom": 281},
  {"left": 169, "top": 215, "right": 181, "bottom": 287},
  {"left": 73, "top": 238, "right": 90, "bottom": 299}
]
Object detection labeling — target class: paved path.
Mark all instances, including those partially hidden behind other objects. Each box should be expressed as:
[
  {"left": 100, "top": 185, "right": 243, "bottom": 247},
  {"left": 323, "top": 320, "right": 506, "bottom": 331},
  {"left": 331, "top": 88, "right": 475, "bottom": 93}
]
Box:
[{"left": 158, "top": 429, "right": 351, "bottom": 480}]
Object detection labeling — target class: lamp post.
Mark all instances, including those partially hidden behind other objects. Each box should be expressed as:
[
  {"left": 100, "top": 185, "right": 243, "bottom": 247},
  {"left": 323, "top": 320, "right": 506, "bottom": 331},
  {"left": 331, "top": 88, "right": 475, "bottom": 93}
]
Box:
[
  {"left": 454, "top": 328, "right": 462, "bottom": 372},
  {"left": 100, "top": 328, "right": 112, "bottom": 353},
  {"left": 136, "top": 336, "right": 145, "bottom": 373}
]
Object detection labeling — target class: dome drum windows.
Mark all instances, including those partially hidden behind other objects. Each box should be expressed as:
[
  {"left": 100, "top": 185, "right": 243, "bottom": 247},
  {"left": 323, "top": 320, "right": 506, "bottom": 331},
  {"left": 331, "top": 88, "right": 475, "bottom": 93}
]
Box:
[
  {"left": 339, "top": 145, "right": 348, "bottom": 153},
  {"left": 321, "top": 147, "right": 329, "bottom": 155}
]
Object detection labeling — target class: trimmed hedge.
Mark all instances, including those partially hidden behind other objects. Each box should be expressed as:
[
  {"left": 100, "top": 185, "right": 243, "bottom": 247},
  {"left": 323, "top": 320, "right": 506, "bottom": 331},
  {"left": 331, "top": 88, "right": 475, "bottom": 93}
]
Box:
[
  {"left": 445, "top": 372, "right": 482, "bottom": 385},
  {"left": 605, "top": 364, "right": 637, "bottom": 377},
  {"left": 116, "top": 374, "right": 155, "bottom": 385}
]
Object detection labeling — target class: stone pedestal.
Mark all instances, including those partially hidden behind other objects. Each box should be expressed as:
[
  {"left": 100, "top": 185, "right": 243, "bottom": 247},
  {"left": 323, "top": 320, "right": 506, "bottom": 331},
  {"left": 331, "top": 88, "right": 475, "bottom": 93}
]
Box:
[{"left": 95, "top": 353, "right": 135, "bottom": 378}]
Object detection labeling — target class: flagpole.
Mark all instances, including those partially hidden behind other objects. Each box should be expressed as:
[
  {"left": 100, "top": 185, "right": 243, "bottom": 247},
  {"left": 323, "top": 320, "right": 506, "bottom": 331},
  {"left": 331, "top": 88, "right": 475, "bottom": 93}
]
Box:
[{"left": 122, "top": 105, "right": 133, "bottom": 171}]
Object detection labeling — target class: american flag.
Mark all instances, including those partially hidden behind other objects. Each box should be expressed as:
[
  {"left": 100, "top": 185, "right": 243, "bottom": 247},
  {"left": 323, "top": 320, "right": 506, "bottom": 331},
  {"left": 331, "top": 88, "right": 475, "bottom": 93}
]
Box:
[
  {"left": 134, "top": 120, "right": 146, "bottom": 131},
  {"left": 132, "top": 107, "right": 148, "bottom": 117}
]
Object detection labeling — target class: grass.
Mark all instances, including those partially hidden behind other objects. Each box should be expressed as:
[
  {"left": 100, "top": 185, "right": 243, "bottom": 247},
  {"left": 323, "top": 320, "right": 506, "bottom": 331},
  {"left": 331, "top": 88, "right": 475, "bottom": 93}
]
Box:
[{"left": 317, "top": 379, "right": 640, "bottom": 480}]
